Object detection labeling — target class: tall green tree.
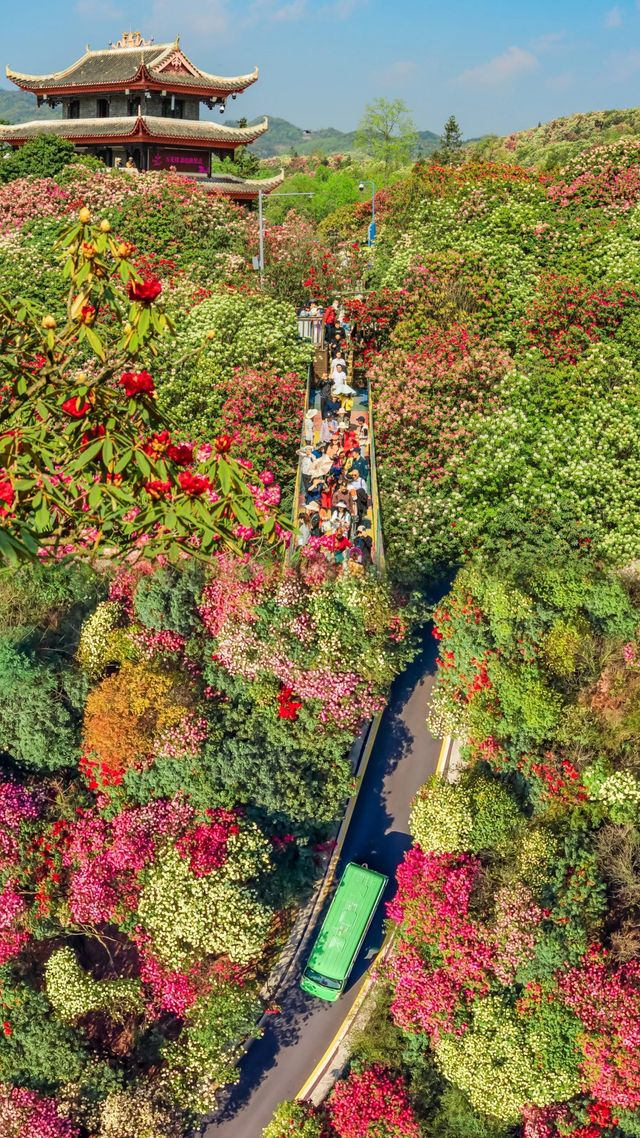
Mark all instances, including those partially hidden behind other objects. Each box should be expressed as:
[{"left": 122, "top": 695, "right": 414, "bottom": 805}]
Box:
[
  {"left": 436, "top": 115, "right": 464, "bottom": 165},
  {"left": 355, "top": 98, "right": 418, "bottom": 168}
]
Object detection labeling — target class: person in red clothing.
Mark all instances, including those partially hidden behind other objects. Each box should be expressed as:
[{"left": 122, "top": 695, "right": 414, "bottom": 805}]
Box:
[
  {"left": 320, "top": 477, "right": 335, "bottom": 513},
  {"left": 343, "top": 427, "right": 358, "bottom": 456},
  {"left": 323, "top": 299, "right": 338, "bottom": 345},
  {"left": 332, "top": 527, "right": 350, "bottom": 567}
]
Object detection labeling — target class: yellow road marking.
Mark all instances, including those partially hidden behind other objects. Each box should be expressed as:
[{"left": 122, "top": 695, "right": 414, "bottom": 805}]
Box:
[
  {"left": 296, "top": 735, "right": 451, "bottom": 1101},
  {"left": 436, "top": 735, "right": 451, "bottom": 779},
  {"left": 297, "top": 931, "right": 394, "bottom": 1100}
]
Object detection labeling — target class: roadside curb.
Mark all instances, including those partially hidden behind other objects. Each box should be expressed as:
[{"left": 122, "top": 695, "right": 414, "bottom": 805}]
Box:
[
  {"left": 294, "top": 733, "right": 458, "bottom": 1104},
  {"left": 257, "top": 711, "right": 384, "bottom": 1010},
  {"left": 297, "top": 931, "right": 395, "bottom": 1103}
]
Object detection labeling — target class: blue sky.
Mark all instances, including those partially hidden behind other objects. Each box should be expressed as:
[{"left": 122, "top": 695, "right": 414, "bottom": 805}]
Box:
[{"left": 2, "top": 0, "right": 640, "bottom": 136}]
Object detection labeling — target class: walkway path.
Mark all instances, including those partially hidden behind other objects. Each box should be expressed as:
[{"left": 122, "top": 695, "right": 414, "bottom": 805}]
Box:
[
  {"left": 205, "top": 634, "right": 440, "bottom": 1136},
  {"left": 295, "top": 378, "right": 377, "bottom": 567}
]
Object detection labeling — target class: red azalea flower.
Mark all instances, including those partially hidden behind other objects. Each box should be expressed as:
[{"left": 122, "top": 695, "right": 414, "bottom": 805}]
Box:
[
  {"left": 82, "top": 423, "right": 106, "bottom": 446},
  {"left": 278, "top": 685, "right": 302, "bottom": 720},
  {"left": 178, "top": 471, "right": 211, "bottom": 497},
  {"left": 214, "top": 434, "right": 233, "bottom": 455},
  {"left": 588, "top": 1103, "right": 617, "bottom": 1127},
  {"left": 167, "top": 442, "right": 194, "bottom": 466},
  {"left": 120, "top": 371, "right": 155, "bottom": 398},
  {"left": 61, "top": 396, "right": 91, "bottom": 418},
  {"left": 0, "top": 479, "right": 14, "bottom": 518},
  {"left": 78, "top": 303, "right": 96, "bottom": 325},
  {"left": 127, "top": 278, "right": 162, "bottom": 303},
  {"left": 144, "top": 479, "right": 172, "bottom": 500},
  {"left": 2, "top": 1021, "right": 11, "bottom": 1036},
  {"left": 143, "top": 429, "right": 172, "bottom": 458}
]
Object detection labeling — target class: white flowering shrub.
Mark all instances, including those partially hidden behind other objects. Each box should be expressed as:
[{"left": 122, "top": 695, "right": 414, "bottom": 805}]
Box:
[
  {"left": 410, "top": 777, "right": 474, "bottom": 852},
  {"left": 77, "top": 601, "right": 125, "bottom": 679},
  {"left": 45, "top": 947, "right": 142, "bottom": 1024},
  {"left": 584, "top": 760, "right": 640, "bottom": 823},
  {"left": 153, "top": 291, "right": 313, "bottom": 438},
  {"left": 138, "top": 846, "right": 273, "bottom": 967}
]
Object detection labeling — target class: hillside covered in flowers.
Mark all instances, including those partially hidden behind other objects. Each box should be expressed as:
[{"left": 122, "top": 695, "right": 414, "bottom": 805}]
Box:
[
  {"left": 0, "top": 154, "right": 416, "bottom": 1138},
  {"left": 264, "top": 139, "right": 640, "bottom": 1138}
]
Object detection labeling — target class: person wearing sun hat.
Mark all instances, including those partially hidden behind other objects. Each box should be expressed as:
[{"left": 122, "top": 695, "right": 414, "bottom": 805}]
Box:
[
  {"left": 332, "top": 525, "right": 351, "bottom": 567},
  {"left": 298, "top": 445, "right": 314, "bottom": 491},
  {"left": 331, "top": 500, "right": 352, "bottom": 533},
  {"left": 354, "top": 524, "right": 373, "bottom": 566},
  {"left": 304, "top": 407, "right": 318, "bottom": 445},
  {"left": 305, "top": 476, "right": 324, "bottom": 506}
]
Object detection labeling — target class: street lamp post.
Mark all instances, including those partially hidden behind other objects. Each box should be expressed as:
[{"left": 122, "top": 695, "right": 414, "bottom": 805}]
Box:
[
  {"left": 358, "top": 180, "right": 376, "bottom": 245},
  {"left": 257, "top": 190, "right": 315, "bottom": 289}
]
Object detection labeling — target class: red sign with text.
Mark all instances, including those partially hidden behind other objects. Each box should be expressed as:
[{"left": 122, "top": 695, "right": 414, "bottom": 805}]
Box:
[{"left": 149, "top": 149, "right": 210, "bottom": 175}]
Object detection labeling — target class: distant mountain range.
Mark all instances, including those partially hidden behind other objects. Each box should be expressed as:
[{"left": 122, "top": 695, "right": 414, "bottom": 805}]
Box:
[
  {"left": 0, "top": 89, "right": 440, "bottom": 158},
  {"left": 0, "top": 89, "right": 60, "bottom": 124},
  {"left": 245, "top": 116, "right": 441, "bottom": 158}
]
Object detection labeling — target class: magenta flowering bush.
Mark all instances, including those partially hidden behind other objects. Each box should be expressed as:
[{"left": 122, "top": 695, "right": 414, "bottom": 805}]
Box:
[
  {"left": 386, "top": 848, "right": 494, "bottom": 1040},
  {"left": 0, "top": 1084, "right": 78, "bottom": 1138},
  {"left": 327, "top": 1064, "right": 422, "bottom": 1138}
]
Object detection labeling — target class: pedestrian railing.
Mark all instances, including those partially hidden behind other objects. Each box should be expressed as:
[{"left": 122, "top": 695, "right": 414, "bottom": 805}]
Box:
[
  {"left": 297, "top": 316, "right": 324, "bottom": 345},
  {"left": 367, "top": 381, "right": 385, "bottom": 574},
  {"left": 288, "top": 357, "right": 384, "bottom": 574}
]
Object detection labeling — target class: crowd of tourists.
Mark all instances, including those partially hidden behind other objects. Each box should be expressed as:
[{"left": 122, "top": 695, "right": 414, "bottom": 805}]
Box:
[
  {"left": 295, "top": 312, "right": 374, "bottom": 570},
  {"left": 297, "top": 298, "right": 353, "bottom": 350}
]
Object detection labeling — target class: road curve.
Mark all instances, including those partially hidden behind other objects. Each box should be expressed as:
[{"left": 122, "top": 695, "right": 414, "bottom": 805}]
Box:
[{"left": 205, "top": 633, "right": 440, "bottom": 1137}]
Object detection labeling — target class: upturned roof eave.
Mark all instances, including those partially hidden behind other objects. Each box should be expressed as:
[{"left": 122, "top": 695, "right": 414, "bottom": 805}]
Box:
[
  {"left": 0, "top": 114, "right": 269, "bottom": 148},
  {"left": 6, "top": 54, "right": 259, "bottom": 96}
]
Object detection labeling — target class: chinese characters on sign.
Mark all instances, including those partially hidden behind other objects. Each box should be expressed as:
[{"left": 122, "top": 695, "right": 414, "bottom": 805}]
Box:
[{"left": 150, "top": 149, "right": 210, "bottom": 175}]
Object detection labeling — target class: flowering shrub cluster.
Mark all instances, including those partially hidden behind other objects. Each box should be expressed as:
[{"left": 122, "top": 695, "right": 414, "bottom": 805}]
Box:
[
  {"left": 0, "top": 522, "right": 416, "bottom": 1131},
  {"left": 0, "top": 1084, "right": 78, "bottom": 1138},
  {"left": 0, "top": 208, "right": 291, "bottom": 565},
  {"left": 327, "top": 1064, "right": 422, "bottom": 1137},
  {"left": 360, "top": 139, "right": 640, "bottom": 580}
]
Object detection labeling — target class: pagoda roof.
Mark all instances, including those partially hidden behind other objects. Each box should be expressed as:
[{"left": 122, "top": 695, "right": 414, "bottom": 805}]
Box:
[
  {"left": 204, "top": 170, "right": 285, "bottom": 199},
  {"left": 6, "top": 40, "right": 259, "bottom": 97},
  {"left": 0, "top": 115, "right": 269, "bottom": 149}
]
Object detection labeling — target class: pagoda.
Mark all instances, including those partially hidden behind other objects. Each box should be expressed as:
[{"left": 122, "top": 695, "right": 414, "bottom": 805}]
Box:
[{"left": 0, "top": 31, "right": 283, "bottom": 196}]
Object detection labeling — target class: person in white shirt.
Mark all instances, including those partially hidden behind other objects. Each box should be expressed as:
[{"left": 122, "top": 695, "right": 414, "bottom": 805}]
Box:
[
  {"left": 347, "top": 472, "right": 367, "bottom": 493},
  {"left": 330, "top": 351, "right": 347, "bottom": 380},
  {"left": 304, "top": 408, "right": 317, "bottom": 445},
  {"left": 299, "top": 446, "right": 314, "bottom": 490},
  {"left": 297, "top": 510, "right": 312, "bottom": 547},
  {"left": 331, "top": 502, "right": 352, "bottom": 531}
]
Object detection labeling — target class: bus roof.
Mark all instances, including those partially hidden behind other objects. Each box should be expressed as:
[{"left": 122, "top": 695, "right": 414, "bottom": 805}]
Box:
[{"left": 306, "top": 863, "right": 388, "bottom": 982}]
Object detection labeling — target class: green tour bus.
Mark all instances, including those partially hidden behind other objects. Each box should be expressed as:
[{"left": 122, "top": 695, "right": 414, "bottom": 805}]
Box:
[{"left": 300, "top": 862, "right": 388, "bottom": 1001}]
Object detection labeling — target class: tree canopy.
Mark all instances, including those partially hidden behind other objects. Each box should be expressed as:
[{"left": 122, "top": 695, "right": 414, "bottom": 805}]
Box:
[{"left": 355, "top": 98, "right": 418, "bottom": 168}]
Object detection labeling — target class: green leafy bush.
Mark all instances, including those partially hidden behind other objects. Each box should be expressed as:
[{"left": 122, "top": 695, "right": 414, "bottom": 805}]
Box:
[
  {"left": 0, "top": 642, "right": 84, "bottom": 771},
  {"left": 133, "top": 563, "right": 205, "bottom": 637},
  {"left": 163, "top": 985, "right": 262, "bottom": 1114},
  {"left": 0, "top": 977, "right": 88, "bottom": 1092},
  {"left": 0, "top": 135, "right": 80, "bottom": 183},
  {"left": 262, "top": 1100, "right": 327, "bottom": 1138}
]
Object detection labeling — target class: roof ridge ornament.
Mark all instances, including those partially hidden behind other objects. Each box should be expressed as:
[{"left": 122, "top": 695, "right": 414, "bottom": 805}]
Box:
[{"left": 111, "top": 31, "right": 154, "bottom": 49}]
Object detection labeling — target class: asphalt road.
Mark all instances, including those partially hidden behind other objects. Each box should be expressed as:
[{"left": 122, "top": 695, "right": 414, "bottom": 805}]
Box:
[{"left": 205, "top": 633, "right": 440, "bottom": 1137}]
